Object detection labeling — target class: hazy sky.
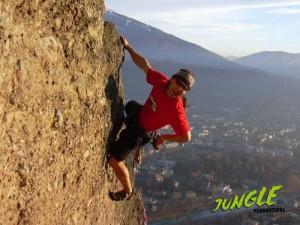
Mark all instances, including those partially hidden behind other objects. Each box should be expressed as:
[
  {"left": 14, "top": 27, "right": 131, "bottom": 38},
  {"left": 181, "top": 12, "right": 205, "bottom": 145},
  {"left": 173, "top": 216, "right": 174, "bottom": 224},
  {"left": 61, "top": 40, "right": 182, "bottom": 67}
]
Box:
[{"left": 105, "top": 0, "right": 300, "bottom": 57}]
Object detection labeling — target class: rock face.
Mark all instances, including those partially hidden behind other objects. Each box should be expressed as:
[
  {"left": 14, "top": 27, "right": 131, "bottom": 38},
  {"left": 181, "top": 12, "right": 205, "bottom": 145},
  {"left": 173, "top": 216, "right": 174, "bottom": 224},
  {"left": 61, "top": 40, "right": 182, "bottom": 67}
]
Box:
[{"left": 0, "top": 1, "right": 143, "bottom": 225}]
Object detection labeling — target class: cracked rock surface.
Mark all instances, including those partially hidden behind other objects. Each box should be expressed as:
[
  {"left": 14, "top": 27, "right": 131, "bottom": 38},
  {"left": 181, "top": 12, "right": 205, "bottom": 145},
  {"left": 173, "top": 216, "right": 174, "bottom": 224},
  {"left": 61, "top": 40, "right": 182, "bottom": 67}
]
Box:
[{"left": 0, "top": 1, "right": 143, "bottom": 224}]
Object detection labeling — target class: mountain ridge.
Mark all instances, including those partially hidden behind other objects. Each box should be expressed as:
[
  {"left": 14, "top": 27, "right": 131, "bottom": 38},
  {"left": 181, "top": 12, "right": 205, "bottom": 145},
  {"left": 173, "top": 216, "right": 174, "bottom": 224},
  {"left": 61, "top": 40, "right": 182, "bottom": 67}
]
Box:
[
  {"left": 105, "top": 9, "right": 245, "bottom": 69},
  {"left": 235, "top": 51, "right": 300, "bottom": 78}
]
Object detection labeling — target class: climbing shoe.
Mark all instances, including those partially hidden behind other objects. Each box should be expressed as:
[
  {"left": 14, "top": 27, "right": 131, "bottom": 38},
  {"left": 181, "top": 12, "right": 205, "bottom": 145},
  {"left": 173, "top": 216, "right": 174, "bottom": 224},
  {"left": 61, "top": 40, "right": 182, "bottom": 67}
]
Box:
[{"left": 109, "top": 190, "right": 133, "bottom": 201}]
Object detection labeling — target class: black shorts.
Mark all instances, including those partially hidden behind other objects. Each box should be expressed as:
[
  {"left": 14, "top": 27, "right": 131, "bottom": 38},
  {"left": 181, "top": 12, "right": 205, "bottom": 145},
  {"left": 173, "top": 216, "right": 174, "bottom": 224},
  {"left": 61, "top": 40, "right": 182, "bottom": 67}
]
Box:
[
  {"left": 110, "top": 126, "right": 144, "bottom": 161},
  {"left": 109, "top": 100, "right": 151, "bottom": 161}
]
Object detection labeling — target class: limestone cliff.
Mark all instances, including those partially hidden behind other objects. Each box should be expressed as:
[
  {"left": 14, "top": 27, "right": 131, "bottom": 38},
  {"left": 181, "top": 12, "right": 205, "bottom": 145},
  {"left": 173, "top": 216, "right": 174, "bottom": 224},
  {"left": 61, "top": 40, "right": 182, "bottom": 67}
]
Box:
[{"left": 0, "top": 1, "right": 143, "bottom": 224}]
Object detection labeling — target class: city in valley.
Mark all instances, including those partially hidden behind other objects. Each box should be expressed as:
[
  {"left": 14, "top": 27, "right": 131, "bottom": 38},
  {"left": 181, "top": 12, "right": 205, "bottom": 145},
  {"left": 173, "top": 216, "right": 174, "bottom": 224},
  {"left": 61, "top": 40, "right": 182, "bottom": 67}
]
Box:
[{"left": 136, "top": 107, "right": 300, "bottom": 225}]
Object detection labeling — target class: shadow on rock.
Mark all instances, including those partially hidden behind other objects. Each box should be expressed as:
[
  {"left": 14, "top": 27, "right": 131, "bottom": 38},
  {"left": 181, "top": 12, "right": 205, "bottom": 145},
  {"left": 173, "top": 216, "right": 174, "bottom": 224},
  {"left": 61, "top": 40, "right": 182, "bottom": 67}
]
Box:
[{"left": 104, "top": 75, "right": 124, "bottom": 165}]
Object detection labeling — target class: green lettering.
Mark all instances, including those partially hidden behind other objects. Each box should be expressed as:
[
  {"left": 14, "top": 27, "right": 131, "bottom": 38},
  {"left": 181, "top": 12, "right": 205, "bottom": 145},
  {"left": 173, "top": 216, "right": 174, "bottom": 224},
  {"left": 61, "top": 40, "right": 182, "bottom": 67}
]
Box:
[
  {"left": 266, "top": 185, "right": 283, "bottom": 206},
  {"left": 221, "top": 198, "right": 232, "bottom": 211},
  {"left": 212, "top": 199, "right": 223, "bottom": 212},
  {"left": 244, "top": 190, "right": 257, "bottom": 208},
  {"left": 256, "top": 186, "right": 267, "bottom": 206},
  {"left": 230, "top": 193, "right": 245, "bottom": 210}
]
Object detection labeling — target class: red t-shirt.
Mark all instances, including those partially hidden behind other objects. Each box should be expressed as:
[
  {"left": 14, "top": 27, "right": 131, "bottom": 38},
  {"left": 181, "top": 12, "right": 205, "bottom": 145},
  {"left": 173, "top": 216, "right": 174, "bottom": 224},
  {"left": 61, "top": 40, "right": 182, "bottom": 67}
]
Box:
[{"left": 138, "top": 68, "right": 190, "bottom": 135}]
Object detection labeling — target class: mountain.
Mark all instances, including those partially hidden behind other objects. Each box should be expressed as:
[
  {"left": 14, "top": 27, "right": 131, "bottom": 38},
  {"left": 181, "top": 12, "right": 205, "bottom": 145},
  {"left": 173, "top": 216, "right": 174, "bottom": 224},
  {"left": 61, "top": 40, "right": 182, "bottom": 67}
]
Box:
[
  {"left": 105, "top": 9, "right": 243, "bottom": 69},
  {"left": 235, "top": 51, "right": 300, "bottom": 78}
]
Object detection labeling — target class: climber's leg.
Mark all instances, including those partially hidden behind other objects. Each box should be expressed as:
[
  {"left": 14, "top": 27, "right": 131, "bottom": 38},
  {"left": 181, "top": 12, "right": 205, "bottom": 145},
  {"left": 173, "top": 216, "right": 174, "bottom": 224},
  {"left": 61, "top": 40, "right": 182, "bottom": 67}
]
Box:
[
  {"left": 108, "top": 156, "right": 133, "bottom": 195},
  {"left": 107, "top": 126, "right": 140, "bottom": 200}
]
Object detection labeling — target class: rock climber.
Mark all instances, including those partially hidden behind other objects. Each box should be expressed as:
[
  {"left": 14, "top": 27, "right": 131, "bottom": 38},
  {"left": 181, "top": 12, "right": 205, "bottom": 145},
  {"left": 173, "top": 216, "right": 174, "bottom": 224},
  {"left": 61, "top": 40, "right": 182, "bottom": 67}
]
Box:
[{"left": 108, "top": 36, "right": 195, "bottom": 201}]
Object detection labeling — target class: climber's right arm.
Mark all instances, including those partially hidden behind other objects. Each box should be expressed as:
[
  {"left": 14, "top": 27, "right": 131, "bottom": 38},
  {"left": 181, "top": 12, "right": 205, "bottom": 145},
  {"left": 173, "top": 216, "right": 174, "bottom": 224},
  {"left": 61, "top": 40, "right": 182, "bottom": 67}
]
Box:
[{"left": 121, "top": 36, "right": 152, "bottom": 74}]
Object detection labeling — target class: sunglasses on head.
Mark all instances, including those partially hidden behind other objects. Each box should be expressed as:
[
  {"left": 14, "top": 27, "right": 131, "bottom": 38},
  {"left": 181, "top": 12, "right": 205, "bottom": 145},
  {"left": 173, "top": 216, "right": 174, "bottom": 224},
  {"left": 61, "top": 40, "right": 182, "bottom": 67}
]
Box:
[{"left": 175, "top": 79, "right": 189, "bottom": 91}]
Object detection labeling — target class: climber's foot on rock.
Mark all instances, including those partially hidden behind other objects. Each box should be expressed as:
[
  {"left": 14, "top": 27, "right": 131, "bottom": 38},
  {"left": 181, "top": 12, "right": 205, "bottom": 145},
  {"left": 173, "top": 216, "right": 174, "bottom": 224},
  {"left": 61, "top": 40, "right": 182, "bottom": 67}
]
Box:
[{"left": 109, "top": 189, "right": 134, "bottom": 201}]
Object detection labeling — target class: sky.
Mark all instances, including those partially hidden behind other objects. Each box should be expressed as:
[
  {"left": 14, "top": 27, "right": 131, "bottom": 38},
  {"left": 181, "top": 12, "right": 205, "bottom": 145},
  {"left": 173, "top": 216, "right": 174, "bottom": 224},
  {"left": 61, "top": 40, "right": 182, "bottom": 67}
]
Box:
[{"left": 105, "top": 0, "right": 300, "bottom": 58}]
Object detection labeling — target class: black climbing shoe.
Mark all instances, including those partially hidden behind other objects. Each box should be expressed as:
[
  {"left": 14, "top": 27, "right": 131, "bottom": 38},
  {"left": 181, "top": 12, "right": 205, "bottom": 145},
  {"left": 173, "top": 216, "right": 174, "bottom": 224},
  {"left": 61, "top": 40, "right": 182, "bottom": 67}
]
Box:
[{"left": 109, "top": 190, "right": 133, "bottom": 201}]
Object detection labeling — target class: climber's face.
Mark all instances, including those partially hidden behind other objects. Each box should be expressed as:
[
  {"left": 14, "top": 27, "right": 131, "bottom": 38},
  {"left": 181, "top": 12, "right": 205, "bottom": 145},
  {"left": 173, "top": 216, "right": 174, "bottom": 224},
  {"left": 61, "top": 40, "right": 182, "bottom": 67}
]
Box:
[{"left": 165, "top": 78, "right": 187, "bottom": 97}]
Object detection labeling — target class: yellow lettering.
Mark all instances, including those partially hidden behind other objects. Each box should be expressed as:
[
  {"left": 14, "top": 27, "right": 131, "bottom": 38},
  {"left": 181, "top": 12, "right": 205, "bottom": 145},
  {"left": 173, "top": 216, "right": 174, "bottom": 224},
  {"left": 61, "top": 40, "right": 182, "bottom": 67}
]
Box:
[
  {"left": 221, "top": 198, "right": 232, "bottom": 210},
  {"left": 256, "top": 186, "right": 267, "bottom": 206},
  {"left": 230, "top": 193, "right": 245, "bottom": 210},
  {"left": 267, "top": 185, "right": 283, "bottom": 206},
  {"left": 244, "top": 190, "right": 257, "bottom": 208},
  {"left": 212, "top": 199, "right": 223, "bottom": 212}
]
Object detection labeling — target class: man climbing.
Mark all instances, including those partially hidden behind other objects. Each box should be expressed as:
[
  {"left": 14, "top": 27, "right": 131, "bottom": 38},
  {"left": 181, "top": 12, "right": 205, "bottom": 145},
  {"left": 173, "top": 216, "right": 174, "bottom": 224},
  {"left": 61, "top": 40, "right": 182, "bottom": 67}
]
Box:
[{"left": 108, "top": 36, "right": 195, "bottom": 201}]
